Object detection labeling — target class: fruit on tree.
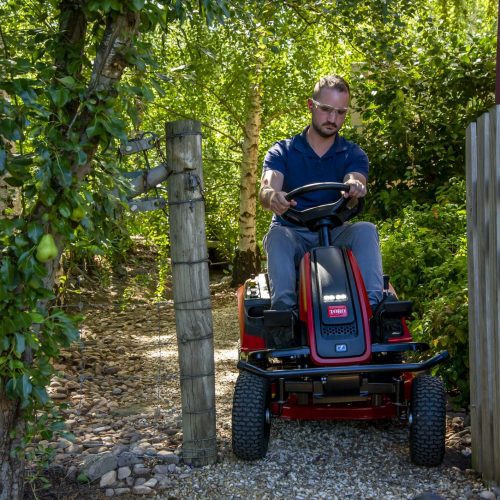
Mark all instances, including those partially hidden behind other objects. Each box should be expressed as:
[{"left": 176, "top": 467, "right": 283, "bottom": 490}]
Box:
[{"left": 36, "top": 234, "right": 58, "bottom": 262}]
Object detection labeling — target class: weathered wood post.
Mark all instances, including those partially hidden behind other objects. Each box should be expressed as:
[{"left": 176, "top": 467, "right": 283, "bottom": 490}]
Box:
[{"left": 166, "top": 120, "right": 217, "bottom": 466}]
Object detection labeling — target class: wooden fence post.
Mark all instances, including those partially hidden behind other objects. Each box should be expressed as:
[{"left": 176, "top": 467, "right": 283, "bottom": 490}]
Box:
[{"left": 166, "top": 120, "right": 217, "bottom": 467}]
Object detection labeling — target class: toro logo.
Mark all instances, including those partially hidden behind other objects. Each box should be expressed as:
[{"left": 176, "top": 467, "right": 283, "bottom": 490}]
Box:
[{"left": 328, "top": 305, "right": 348, "bottom": 318}]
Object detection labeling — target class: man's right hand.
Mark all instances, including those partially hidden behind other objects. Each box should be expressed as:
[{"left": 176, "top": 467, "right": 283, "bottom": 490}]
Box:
[
  {"left": 259, "top": 170, "right": 297, "bottom": 215},
  {"left": 269, "top": 190, "right": 297, "bottom": 215}
]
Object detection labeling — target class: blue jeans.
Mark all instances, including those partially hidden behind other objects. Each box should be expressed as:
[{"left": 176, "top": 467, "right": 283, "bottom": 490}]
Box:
[{"left": 263, "top": 222, "right": 384, "bottom": 309}]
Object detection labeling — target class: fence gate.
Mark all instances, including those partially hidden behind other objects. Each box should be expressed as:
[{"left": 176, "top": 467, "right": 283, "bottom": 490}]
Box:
[{"left": 466, "top": 105, "right": 500, "bottom": 483}]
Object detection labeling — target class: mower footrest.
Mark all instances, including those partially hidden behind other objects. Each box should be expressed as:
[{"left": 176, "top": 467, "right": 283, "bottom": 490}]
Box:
[
  {"left": 379, "top": 300, "right": 412, "bottom": 318},
  {"left": 263, "top": 310, "right": 295, "bottom": 328}
]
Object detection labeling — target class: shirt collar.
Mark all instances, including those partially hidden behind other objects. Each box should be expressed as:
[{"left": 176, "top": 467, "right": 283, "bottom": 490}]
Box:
[{"left": 293, "top": 126, "right": 348, "bottom": 157}]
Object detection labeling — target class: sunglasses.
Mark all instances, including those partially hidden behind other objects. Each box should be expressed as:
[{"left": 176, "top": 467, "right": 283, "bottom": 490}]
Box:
[{"left": 311, "top": 99, "right": 349, "bottom": 116}]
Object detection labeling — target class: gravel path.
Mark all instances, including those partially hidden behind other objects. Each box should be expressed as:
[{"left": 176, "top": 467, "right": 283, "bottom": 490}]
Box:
[{"left": 28, "top": 271, "right": 498, "bottom": 500}]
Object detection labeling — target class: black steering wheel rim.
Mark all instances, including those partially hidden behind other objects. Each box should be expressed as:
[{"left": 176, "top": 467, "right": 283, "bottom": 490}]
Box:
[
  {"left": 280, "top": 182, "right": 364, "bottom": 230},
  {"left": 283, "top": 182, "right": 350, "bottom": 202}
]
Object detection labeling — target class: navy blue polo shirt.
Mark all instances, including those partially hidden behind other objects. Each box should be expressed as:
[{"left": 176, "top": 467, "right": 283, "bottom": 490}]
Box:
[{"left": 262, "top": 127, "right": 369, "bottom": 226}]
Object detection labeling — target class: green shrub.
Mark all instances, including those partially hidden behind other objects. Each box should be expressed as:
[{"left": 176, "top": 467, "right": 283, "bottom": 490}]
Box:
[{"left": 379, "top": 178, "right": 469, "bottom": 406}]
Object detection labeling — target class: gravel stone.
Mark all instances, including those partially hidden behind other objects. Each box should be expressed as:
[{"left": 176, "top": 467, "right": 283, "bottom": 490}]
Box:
[
  {"left": 114, "top": 488, "right": 131, "bottom": 496},
  {"left": 81, "top": 452, "right": 117, "bottom": 481},
  {"left": 132, "top": 485, "right": 154, "bottom": 495},
  {"left": 156, "top": 450, "right": 179, "bottom": 464},
  {"left": 117, "top": 452, "right": 142, "bottom": 467},
  {"left": 99, "top": 470, "right": 117, "bottom": 488},
  {"left": 143, "top": 478, "right": 158, "bottom": 488},
  {"left": 478, "top": 491, "right": 496, "bottom": 500},
  {"left": 117, "top": 466, "right": 131, "bottom": 480}
]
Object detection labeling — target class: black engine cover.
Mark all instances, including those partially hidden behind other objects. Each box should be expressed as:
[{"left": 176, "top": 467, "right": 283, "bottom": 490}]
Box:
[{"left": 311, "top": 247, "right": 366, "bottom": 358}]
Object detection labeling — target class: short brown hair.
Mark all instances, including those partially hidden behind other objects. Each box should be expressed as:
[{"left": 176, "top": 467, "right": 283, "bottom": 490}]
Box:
[{"left": 312, "top": 75, "right": 350, "bottom": 99}]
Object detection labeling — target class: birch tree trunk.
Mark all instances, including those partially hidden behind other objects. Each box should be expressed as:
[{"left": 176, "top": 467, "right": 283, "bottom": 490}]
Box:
[{"left": 231, "top": 70, "right": 262, "bottom": 286}]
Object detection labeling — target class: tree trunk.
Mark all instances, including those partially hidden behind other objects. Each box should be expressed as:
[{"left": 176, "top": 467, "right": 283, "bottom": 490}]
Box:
[
  {"left": 0, "top": 399, "right": 25, "bottom": 500},
  {"left": 231, "top": 74, "right": 262, "bottom": 286}
]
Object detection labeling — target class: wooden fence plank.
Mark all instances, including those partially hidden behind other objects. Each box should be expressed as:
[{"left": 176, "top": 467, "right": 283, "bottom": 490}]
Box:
[
  {"left": 466, "top": 121, "right": 482, "bottom": 472},
  {"left": 477, "top": 111, "right": 495, "bottom": 481},
  {"left": 489, "top": 106, "right": 500, "bottom": 480}
]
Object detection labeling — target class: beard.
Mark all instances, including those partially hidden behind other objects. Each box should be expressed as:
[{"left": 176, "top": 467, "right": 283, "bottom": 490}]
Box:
[{"left": 311, "top": 119, "right": 339, "bottom": 138}]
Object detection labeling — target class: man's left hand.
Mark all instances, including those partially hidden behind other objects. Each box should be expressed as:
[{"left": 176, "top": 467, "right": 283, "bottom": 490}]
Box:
[{"left": 343, "top": 178, "right": 367, "bottom": 199}]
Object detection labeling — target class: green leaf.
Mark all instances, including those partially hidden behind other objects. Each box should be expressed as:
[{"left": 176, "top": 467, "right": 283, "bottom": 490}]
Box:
[
  {"left": 48, "top": 87, "right": 70, "bottom": 107},
  {"left": 140, "top": 85, "right": 155, "bottom": 102},
  {"left": 1, "top": 318, "right": 17, "bottom": 335},
  {"left": 0, "top": 336, "right": 9, "bottom": 351},
  {"left": 131, "top": 0, "right": 145, "bottom": 10},
  {"left": 77, "top": 473, "right": 89, "bottom": 484},
  {"left": 0, "top": 148, "right": 6, "bottom": 172},
  {"left": 32, "top": 386, "right": 49, "bottom": 405},
  {"left": 4, "top": 176, "right": 24, "bottom": 187},
  {"left": 30, "top": 312, "right": 45, "bottom": 323},
  {"left": 77, "top": 150, "right": 88, "bottom": 165},
  {"left": 5, "top": 378, "right": 16, "bottom": 398},
  {"left": 85, "top": 122, "right": 104, "bottom": 138},
  {"left": 57, "top": 76, "right": 76, "bottom": 88},
  {"left": 14, "top": 332, "right": 26, "bottom": 355},
  {"left": 58, "top": 203, "right": 71, "bottom": 218},
  {"left": 14, "top": 235, "right": 30, "bottom": 247},
  {"left": 21, "top": 374, "right": 32, "bottom": 399},
  {"left": 27, "top": 222, "right": 44, "bottom": 243}
]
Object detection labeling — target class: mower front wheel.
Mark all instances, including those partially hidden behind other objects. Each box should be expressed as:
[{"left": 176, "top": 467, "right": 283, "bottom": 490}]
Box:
[
  {"left": 232, "top": 370, "right": 271, "bottom": 460},
  {"left": 409, "top": 374, "right": 446, "bottom": 466}
]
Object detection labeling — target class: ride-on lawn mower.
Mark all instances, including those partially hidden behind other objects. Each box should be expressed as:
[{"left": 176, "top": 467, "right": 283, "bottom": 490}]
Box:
[{"left": 232, "top": 183, "right": 449, "bottom": 467}]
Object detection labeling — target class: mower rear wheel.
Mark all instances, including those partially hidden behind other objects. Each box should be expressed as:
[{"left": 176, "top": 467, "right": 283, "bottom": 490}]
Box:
[
  {"left": 232, "top": 371, "right": 271, "bottom": 460},
  {"left": 409, "top": 374, "right": 446, "bottom": 466}
]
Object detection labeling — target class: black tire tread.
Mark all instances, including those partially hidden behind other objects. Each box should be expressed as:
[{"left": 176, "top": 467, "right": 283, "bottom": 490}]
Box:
[
  {"left": 232, "top": 371, "right": 270, "bottom": 460},
  {"left": 410, "top": 374, "right": 446, "bottom": 466}
]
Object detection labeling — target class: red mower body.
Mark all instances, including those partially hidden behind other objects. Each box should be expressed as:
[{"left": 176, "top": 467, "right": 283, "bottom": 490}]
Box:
[{"left": 238, "top": 247, "right": 417, "bottom": 422}]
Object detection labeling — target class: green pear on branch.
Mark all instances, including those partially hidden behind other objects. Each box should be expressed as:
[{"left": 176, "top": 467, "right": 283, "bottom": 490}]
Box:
[{"left": 36, "top": 234, "right": 58, "bottom": 263}]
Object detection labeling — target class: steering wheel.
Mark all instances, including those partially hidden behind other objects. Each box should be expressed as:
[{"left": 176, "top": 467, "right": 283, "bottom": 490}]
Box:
[{"left": 281, "top": 182, "right": 364, "bottom": 231}]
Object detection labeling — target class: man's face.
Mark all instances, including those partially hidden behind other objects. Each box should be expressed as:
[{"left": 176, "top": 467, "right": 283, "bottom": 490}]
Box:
[{"left": 308, "top": 88, "right": 350, "bottom": 138}]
